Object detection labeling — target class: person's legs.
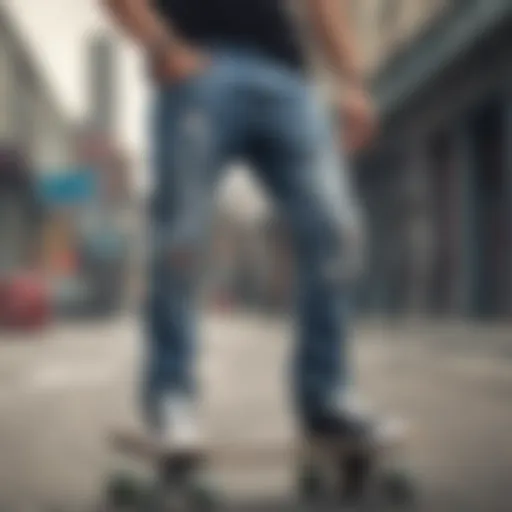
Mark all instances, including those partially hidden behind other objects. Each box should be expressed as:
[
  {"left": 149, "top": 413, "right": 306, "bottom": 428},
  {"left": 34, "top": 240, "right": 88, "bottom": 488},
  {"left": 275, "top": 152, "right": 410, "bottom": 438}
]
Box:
[
  {"left": 248, "top": 64, "right": 365, "bottom": 431},
  {"left": 143, "top": 59, "right": 245, "bottom": 442}
]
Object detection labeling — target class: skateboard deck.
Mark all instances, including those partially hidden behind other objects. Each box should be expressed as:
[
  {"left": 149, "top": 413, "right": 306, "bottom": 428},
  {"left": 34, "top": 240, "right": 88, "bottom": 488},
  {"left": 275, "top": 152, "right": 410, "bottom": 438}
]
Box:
[
  {"left": 104, "top": 421, "right": 416, "bottom": 510},
  {"left": 109, "top": 417, "right": 408, "bottom": 468}
]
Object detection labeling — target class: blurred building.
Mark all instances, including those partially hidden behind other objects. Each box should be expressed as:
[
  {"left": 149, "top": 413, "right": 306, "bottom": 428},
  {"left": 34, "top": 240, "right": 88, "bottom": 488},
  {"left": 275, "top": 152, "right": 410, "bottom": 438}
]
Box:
[
  {"left": 0, "top": 5, "right": 74, "bottom": 170},
  {"left": 79, "top": 32, "right": 132, "bottom": 211},
  {"left": 353, "top": 0, "right": 512, "bottom": 319},
  {"left": 351, "top": 0, "right": 450, "bottom": 76},
  {"left": 77, "top": 33, "right": 132, "bottom": 207},
  {"left": 88, "top": 35, "right": 118, "bottom": 137},
  {"left": 64, "top": 34, "right": 134, "bottom": 315},
  {"left": 0, "top": 4, "right": 75, "bottom": 280},
  {"left": 0, "top": 2, "right": 133, "bottom": 316}
]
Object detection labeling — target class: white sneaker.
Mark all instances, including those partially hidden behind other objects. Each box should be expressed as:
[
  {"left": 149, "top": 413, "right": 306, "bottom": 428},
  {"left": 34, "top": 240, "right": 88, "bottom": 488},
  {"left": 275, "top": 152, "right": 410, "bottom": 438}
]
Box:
[
  {"left": 332, "top": 391, "right": 407, "bottom": 445},
  {"left": 331, "top": 391, "right": 374, "bottom": 421},
  {"left": 158, "top": 394, "right": 204, "bottom": 452}
]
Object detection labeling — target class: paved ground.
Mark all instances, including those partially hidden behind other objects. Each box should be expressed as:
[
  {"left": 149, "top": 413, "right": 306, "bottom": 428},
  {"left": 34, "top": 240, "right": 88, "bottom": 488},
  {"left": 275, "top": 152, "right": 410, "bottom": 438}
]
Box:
[{"left": 0, "top": 313, "right": 511, "bottom": 511}]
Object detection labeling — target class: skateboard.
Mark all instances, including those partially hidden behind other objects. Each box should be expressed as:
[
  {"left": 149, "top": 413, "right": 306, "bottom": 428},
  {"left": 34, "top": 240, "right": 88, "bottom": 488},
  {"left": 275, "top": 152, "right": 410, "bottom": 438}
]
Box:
[{"left": 102, "top": 421, "right": 416, "bottom": 510}]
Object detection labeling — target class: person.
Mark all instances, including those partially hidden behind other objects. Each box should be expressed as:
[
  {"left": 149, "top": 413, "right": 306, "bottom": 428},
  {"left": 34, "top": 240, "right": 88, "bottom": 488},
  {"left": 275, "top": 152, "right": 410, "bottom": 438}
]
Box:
[{"left": 103, "top": 0, "right": 377, "bottom": 451}]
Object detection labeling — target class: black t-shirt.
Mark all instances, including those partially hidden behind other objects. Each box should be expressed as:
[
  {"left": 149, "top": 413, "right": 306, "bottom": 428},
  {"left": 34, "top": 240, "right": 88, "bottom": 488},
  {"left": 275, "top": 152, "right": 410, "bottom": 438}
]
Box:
[{"left": 154, "top": 0, "right": 305, "bottom": 70}]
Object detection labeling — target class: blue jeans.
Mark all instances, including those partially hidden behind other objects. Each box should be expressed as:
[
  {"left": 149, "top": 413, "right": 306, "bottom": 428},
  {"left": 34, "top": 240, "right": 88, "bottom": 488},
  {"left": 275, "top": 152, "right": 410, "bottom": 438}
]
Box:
[{"left": 144, "top": 48, "right": 362, "bottom": 429}]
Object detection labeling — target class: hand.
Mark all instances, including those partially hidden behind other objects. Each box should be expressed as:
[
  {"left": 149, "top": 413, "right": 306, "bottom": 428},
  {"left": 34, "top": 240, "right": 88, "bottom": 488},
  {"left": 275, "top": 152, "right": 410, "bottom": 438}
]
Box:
[
  {"left": 150, "top": 43, "right": 210, "bottom": 85},
  {"left": 339, "top": 85, "right": 378, "bottom": 154}
]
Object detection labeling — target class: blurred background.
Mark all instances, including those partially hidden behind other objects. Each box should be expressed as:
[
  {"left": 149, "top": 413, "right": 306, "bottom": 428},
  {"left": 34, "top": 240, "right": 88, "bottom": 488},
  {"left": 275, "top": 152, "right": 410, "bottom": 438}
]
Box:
[{"left": 0, "top": 0, "right": 511, "bottom": 510}]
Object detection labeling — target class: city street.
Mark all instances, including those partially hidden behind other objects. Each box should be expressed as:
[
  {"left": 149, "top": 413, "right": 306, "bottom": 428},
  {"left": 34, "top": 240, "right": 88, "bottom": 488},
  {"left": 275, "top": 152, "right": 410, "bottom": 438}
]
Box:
[
  {"left": 0, "top": 313, "right": 511, "bottom": 511},
  {"left": 1, "top": 0, "right": 512, "bottom": 510}
]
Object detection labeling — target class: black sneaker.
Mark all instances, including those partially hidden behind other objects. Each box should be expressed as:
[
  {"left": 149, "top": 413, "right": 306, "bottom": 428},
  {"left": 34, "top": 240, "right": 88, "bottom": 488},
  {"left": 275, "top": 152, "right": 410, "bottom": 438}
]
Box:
[{"left": 304, "top": 394, "right": 377, "bottom": 442}]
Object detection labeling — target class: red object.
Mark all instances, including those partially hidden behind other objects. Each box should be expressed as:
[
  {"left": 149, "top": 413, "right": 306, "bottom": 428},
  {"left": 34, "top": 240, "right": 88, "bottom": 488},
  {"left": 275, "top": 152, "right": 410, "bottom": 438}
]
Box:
[{"left": 0, "top": 273, "right": 51, "bottom": 330}]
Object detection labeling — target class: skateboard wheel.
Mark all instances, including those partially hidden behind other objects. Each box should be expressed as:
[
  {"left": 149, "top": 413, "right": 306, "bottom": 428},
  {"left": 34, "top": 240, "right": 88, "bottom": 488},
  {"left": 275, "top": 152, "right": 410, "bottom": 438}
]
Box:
[
  {"left": 381, "top": 469, "right": 417, "bottom": 507},
  {"left": 297, "top": 465, "right": 325, "bottom": 501},
  {"left": 341, "top": 452, "right": 373, "bottom": 503},
  {"left": 162, "top": 471, "right": 220, "bottom": 511},
  {"left": 189, "top": 483, "right": 220, "bottom": 511},
  {"left": 105, "top": 471, "right": 145, "bottom": 508}
]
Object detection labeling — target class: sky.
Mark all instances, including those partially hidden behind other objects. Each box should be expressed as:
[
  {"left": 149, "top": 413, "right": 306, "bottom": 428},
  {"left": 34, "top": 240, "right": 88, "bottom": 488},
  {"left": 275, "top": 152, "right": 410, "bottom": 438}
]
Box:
[{"left": 3, "top": 0, "right": 269, "bottom": 217}]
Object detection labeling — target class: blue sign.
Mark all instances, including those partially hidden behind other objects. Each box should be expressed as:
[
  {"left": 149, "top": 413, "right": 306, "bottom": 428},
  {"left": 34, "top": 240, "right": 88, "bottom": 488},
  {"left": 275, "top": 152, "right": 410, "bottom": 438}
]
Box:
[{"left": 38, "top": 167, "right": 98, "bottom": 205}]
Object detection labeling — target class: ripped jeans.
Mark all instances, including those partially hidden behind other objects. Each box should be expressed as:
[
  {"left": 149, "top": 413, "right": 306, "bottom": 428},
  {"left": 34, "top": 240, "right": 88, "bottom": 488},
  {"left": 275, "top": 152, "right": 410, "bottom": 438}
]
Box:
[{"left": 143, "top": 48, "right": 363, "bottom": 429}]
